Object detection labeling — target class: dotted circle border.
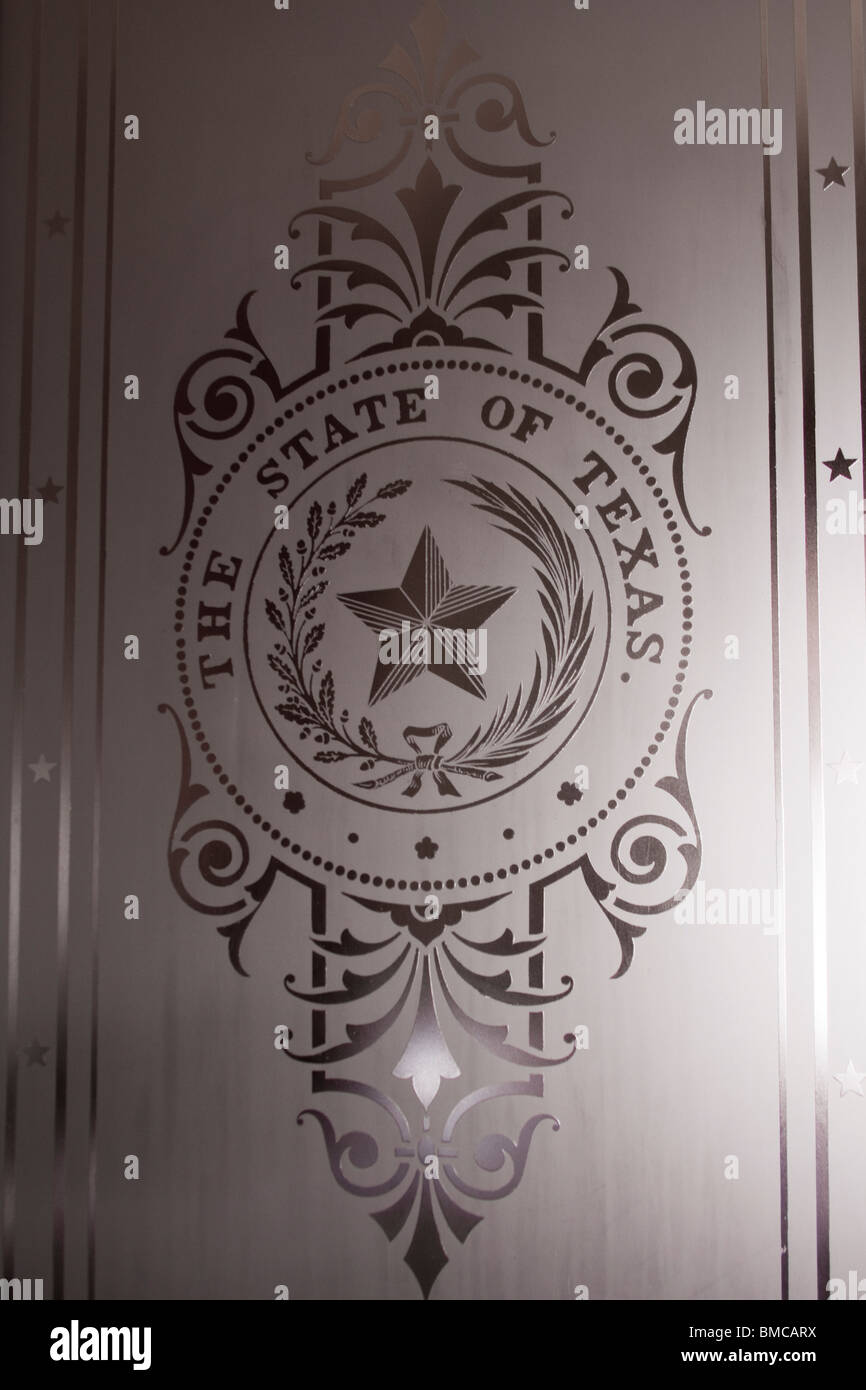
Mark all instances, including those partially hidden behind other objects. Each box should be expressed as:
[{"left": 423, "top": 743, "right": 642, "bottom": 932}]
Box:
[{"left": 174, "top": 357, "right": 694, "bottom": 894}]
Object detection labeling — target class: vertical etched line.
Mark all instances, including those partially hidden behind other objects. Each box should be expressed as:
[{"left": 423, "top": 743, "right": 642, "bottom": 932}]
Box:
[
  {"left": 760, "top": 0, "right": 789, "bottom": 1302},
  {"left": 311, "top": 878, "right": 327, "bottom": 1048},
  {"left": 315, "top": 216, "right": 332, "bottom": 375},
  {"left": 2, "top": 0, "right": 42, "bottom": 1281},
  {"left": 851, "top": 1, "right": 866, "bottom": 592},
  {"left": 793, "top": 0, "right": 830, "bottom": 1300},
  {"left": 87, "top": 0, "right": 118, "bottom": 1303},
  {"left": 528, "top": 962, "right": 543, "bottom": 1051},
  {"left": 53, "top": 0, "right": 89, "bottom": 1301},
  {"left": 527, "top": 164, "right": 543, "bottom": 363},
  {"left": 528, "top": 876, "right": 544, "bottom": 1051}
]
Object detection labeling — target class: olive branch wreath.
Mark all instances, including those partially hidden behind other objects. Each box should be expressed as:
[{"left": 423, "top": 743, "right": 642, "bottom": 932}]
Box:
[
  {"left": 265, "top": 475, "right": 594, "bottom": 796},
  {"left": 446, "top": 478, "right": 594, "bottom": 771},
  {"left": 265, "top": 473, "right": 411, "bottom": 767}
]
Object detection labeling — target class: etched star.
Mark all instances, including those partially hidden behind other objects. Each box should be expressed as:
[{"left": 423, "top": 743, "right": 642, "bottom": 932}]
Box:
[
  {"left": 338, "top": 527, "right": 515, "bottom": 705},
  {"left": 22, "top": 1038, "right": 50, "bottom": 1067},
  {"left": 827, "top": 751, "right": 863, "bottom": 785},
  {"left": 816, "top": 157, "right": 848, "bottom": 190},
  {"left": 37, "top": 476, "right": 63, "bottom": 504},
  {"left": 44, "top": 210, "right": 70, "bottom": 236},
  {"left": 28, "top": 754, "right": 56, "bottom": 783},
  {"left": 823, "top": 449, "right": 856, "bottom": 481},
  {"left": 834, "top": 1059, "right": 865, "bottom": 1097}
]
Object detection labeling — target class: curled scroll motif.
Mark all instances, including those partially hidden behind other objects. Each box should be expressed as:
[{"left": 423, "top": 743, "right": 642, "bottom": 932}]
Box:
[
  {"left": 160, "top": 703, "right": 252, "bottom": 920},
  {"left": 297, "top": 1112, "right": 411, "bottom": 1200},
  {"left": 584, "top": 689, "right": 711, "bottom": 976},
  {"left": 308, "top": 0, "right": 552, "bottom": 194},
  {"left": 577, "top": 268, "right": 708, "bottom": 539},
  {"left": 610, "top": 815, "right": 692, "bottom": 903},
  {"left": 296, "top": 1073, "right": 556, "bottom": 1298},
  {"left": 165, "top": 293, "right": 282, "bottom": 557},
  {"left": 450, "top": 73, "right": 553, "bottom": 149},
  {"left": 445, "top": 73, "right": 555, "bottom": 181},
  {"left": 441, "top": 1107, "right": 559, "bottom": 1203},
  {"left": 610, "top": 689, "right": 709, "bottom": 915},
  {"left": 160, "top": 704, "right": 329, "bottom": 977}
]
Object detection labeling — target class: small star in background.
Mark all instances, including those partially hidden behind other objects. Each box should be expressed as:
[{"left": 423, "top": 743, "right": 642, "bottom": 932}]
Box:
[
  {"left": 37, "top": 477, "right": 64, "bottom": 504},
  {"left": 414, "top": 836, "right": 438, "bottom": 860},
  {"left": 44, "top": 210, "right": 70, "bottom": 237},
  {"left": 22, "top": 1039, "right": 50, "bottom": 1067},
  {"left": 816, "top": 157, "right": 849, "bottom": 190},
  {"left": 834, "top": 1059, "right": 865, "bottom": 1097},
  {"left": 823, "top": 449, "right": 857, "bottom": 481},
  {"left": 557, "top": 780, "right": 583, "bottom": 806},
  {"left": 827, "top": 751, "right": 863, "bottom": 785},
  {"left": 28, "top": 754, "right": 56, "bottom": 783}
]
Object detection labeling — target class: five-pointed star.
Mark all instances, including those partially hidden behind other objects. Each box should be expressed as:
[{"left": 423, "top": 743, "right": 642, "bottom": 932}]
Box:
[
  {"left": 37, "top": 476, "right": 64, "bottom": 504},
  {"left": 45, "top": 210, "right": 70, "bottom": 237},
  {"left": 339, "top": 527, "right": 515, "bottom": 705},
  {"left": 28, "top": 754, "right": 56, "bottom": 783},
  {"left": 816, "top": 157, "right": 848, "bottom": 190},
  {"left": 834, "top": 1059, "right": 865, "bottom": 1097},
  {"left": 22, "top": 1038, "right": 50, "bottom": 1067},
  {"left": 823, "top": 449, "right": 857, "bottom": 481},
  {"left": 827, "top": 751, "right": 863, "bottom": 785}
]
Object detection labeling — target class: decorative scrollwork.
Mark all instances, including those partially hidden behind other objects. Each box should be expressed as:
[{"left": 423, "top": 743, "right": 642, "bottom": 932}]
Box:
[
  {"left": 297, "top": 1112, "right": 410, "bottom": 1198},
  {"left": 578, "top": 268, "right": 708, "bottom": 538},
  {"left": 608, "top": 693, "right": 707, "bottom": 915},
  {"left": 165, "top": 294, "right": 282, "bottom": 556},
  {"left": 283, "top": 898, "right": 576, "bottom": 1072},
  {"left": 525, "top": 691, "right": 710, "bottom": 979},
  {"left": 289, "top": 160, "right": 572, "bottom": 358},
  {"left": 294, "top": 1072, "right": 558, "bottom": 1298},
  {"left": 308, "top": 0, "right": 552, "bottom": 193},
  {"left": 163, "top": 0, "right": 713, "bottom": 1302},
  {"left": 161, "top": 705, "right": 332, "bottom": 977},
  {"left": 442, "top": 1113, "right": 559, "bottom": 1202},
  {"left": 610, "top": 816, "right": 688, "bottom": 889},
  {"left": 160, "top": 703, "right": 251, "bottom": 918},
  {"left": 587, "top": 690, "right": 709, "bottom": 972}
]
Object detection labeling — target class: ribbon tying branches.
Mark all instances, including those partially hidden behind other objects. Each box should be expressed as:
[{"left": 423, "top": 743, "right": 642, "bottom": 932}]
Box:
[{"left": 356, "top": 724, "right": 501, "bottom": 798}]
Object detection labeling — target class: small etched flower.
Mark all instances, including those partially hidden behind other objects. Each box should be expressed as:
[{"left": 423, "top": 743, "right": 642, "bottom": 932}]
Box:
[
  {"left": 557, "top": 781, "right": 583, "bottom": 806},
  {"left": 283, "top": 791, "right": 306, "bottom": 813},
  {"left": 415, "top": 835, "right": 438, "bottom": 860}
]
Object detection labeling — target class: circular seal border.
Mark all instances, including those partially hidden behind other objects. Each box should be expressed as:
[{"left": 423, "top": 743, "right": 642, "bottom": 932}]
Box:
[{"left": 173, "top": 356, "right": 694, "bottom": 893}]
